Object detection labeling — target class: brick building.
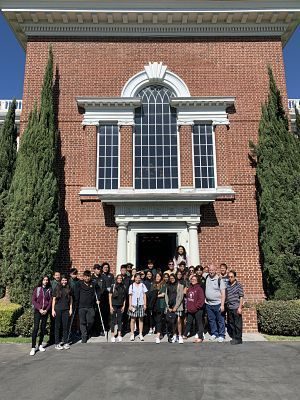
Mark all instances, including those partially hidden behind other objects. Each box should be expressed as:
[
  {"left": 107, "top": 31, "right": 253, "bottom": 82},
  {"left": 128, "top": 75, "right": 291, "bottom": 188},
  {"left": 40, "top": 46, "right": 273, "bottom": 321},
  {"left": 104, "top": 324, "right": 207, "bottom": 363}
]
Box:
[{"left": 1, "top": 0, "right": 299, "bottom": 331}]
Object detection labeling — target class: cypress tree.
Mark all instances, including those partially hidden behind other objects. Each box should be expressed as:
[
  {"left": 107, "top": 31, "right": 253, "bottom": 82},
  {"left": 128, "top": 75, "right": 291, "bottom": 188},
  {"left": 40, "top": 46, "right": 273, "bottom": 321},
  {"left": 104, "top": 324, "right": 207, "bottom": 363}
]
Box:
[
  {"left": 295, "top": 106, "right": 300, "bottom": 137},
  {"left": 251, "top": 67, "right": 300, "bottom": 299},
  {"left": 2, "top": 48, "right": 60, "bottom": 306}
]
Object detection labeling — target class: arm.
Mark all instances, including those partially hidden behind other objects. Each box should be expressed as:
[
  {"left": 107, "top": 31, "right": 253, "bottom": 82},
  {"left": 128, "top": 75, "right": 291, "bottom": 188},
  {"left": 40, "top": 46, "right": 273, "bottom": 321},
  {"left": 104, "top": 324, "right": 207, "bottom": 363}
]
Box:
[
  {"left": 197, "top": 287, "right": 205, "bottom": 310},
  {"left": 52, "top": 297, "right": 56, "bottom": 317},
  {"left": 220, "top": 289, "right": 225, "bottom": 312},
  {"left": 45, "top": 290, "right": 52, "bottom": 313},
  {"left": 143, "top": 292, "right": 147, "bottom": 310},
  {"left": 109, "top": 293, "right": 113, "bottom": 313},
  {"left": 69, "top": 296, "right": 73, "bottom": 316},
  {"left": 31, "top": 288, "right": 40, "bottom": 311},
  {"left": 237, "top": 284, "right": 244, "bottom": 314}
]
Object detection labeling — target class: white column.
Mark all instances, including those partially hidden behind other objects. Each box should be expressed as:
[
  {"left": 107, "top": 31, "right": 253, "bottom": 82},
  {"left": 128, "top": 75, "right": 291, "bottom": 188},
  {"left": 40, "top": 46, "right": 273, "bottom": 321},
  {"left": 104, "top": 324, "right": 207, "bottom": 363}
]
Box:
[
  {"left": 116, "top": 222, "right": 128, "bottom": 273},
  {"left": 188, "top": 223, "right": 200, "bottom": 266}
]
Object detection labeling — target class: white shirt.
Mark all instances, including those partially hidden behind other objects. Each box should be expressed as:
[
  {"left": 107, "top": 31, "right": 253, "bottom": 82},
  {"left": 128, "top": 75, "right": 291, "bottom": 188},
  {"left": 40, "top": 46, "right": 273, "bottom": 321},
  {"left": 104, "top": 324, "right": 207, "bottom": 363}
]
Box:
[{"left": 129, "top": 282, "right": 148, "bottom": 306}]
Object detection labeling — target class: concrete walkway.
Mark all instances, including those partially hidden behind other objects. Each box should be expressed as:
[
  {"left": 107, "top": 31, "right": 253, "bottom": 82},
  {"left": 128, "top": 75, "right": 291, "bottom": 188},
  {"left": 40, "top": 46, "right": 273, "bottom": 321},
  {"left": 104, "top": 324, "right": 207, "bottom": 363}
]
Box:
[{"left": 1, "top": 340, "right": 299, "bottom": 400}]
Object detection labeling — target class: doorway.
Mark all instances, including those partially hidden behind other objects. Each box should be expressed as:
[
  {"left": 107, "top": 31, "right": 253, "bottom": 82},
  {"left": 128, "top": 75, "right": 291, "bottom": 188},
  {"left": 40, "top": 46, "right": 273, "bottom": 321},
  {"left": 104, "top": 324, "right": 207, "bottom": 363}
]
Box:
[{"left": 136, "top": 233, "right": 177, "bottom": 271}]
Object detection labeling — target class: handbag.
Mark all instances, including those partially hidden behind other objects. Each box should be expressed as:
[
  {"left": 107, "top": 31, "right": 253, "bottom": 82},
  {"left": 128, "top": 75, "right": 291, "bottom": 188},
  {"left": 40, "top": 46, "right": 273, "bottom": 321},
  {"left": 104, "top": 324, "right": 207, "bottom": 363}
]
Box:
[{"left": 166, "top": 310, "right": 177, "bottom": 321}]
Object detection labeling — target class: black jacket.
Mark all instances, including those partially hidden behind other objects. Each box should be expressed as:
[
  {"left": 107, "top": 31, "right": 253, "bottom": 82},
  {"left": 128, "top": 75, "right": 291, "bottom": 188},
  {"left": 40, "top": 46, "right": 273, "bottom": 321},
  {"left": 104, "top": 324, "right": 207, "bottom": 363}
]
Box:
[{"left": 75, "top": 281, "right": 101, "bottom": 309}]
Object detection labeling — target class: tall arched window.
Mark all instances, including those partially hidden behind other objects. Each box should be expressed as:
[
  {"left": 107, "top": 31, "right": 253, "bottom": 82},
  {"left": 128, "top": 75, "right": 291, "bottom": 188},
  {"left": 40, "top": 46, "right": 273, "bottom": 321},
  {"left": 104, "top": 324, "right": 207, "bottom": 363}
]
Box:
[{"left": 134, "top": 85, "right": 178, "bottom": 189}]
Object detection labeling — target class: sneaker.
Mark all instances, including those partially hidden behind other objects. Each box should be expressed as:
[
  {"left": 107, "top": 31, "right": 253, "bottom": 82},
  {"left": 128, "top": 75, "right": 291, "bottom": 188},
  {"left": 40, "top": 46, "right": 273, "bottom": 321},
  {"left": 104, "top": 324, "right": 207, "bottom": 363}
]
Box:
[
  {"left": 209, "top": 335, "right": 217, "bottom": 341},
  {"left": 195, "top": 333, "right": 199, "bottom": 339},
  {"left": 178, "top": 336, "right": 183, "bottom": 344},
  {"left": 130, "top": 334, "right": 135, "bottom": 341},
  {"left": 203, "top": 333, "right": 206, "bottom": 340},
  {"left": 55, "top": 344, "right": 64, "bottom": 350},
  {"left": 111, "top": 336, "right": 116, "bottom": 343},
  {"left": 155, "top": 337, "right": 160, "bottom": 344},
  {"left": 148, "top": 328, "right": 153, "bottom": 335},
  {"left": 38, "top": 345, "right": 46, "bottom": 352},
  {"left": 63, "top": 343, "right": 70, "bottom": 350},
  {"left": 29, "top": 348, "right": 36, "bottom": 356},
  {"left": 217, "top": 337, "right": 225, "bottom": 343},
  {"left": 117, "top": 336, "right": 122, "bottom": 342},
  {"left": 171, "top": 335, "right": 176, "bottom": 343},
  {"left": 139, "top": 334, "right": 144, "bottom": 342}
]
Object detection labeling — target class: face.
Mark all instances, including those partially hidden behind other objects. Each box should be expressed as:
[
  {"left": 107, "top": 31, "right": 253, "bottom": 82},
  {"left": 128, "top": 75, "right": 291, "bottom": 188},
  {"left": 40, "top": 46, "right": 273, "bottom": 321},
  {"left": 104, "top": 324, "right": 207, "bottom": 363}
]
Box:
[
  {"left": 121, "top": 268, "right": 127, "bottom": 276},
  {"left": 140, "top": 271, "right": 145, "bottom": 279},
  {"left": 178, "top": 246, "right": 184, "bottom": 255},
  {"left": 135, "top": 274, "right": 141, "bottom": 284},
  {"left": 167, "top": 261, "right": 174, "bottom": 270},
  {"left": 190, "top": 276, "right": 198, "bottom": 286},
  {"left": 146, "top": 272, "right": 152, "bottom": 280},
  {"left": 103, "top": 265, "right": 109, "bottom": 273},
  {"left": 148, "top": 263, "right": 154, "bottom": 269},
  {"left": 70, "top": 272, "right": 77, "bottom": 279},
  {"left": 189, "top": 268, "right": 195, "bottom": 275},
  {"left": 61, "top": 277, "right": 68, "bottom": 286},
  {"left": 170, "top": 276, "right": 176, "bottom": 284},
  {"left": 116, "top": 276, "right": 123, "bottom": 284},
  {"left": 83, "top": 275, "right": 91, "bottom": 284},
  {"left": 179, "top": 265, "right": 185, "bottom": 272},
  {"left": 228, "top": 272, "right": 236, "bottom": 283},
  {"left": 94, "top": 268, "right": 101, "bottom": 276},
  {"left": 54, "top": 272, "right": 61, "bottom": 281},
  {"left": 220, "top": 265, "right": 227, "bottom": 275},
  {"left": 177, "top": 272, "right": 182, "bottom": 280},
  {"left": 42, "top": 277, "right": 49, "bottom": 286},
  {"left": 204, "top": 266, "right": 209, "bottom": 273},
  {"left": 132, "top": 269, "right": 137, "bottom": 276},
  {"left": 155, "top": 274, "right": 162, "bottom": 284},
  {"left": 209, "top": 265, "right": 216, "bottom": 277},
  {"left": 196, "top": 269, "right": 202, "bottom": 276},
  {"left": 163, "top": 275, "right": 169, "bottom": 283}
]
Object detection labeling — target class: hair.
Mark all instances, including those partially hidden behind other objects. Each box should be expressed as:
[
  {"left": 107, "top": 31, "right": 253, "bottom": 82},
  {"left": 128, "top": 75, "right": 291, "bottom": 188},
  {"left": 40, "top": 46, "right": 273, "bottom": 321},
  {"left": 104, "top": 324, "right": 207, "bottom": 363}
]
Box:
[
  {"left": 55, "top": 275, "right": 71, "bottom": 300},
  {"left": 174, "top": 245, "right": 187, "bottom": 261},
  {"left": 70, "top": 268, "right": 78, "bottom": 275},
  {"left": 83, "top": 270, "right": 91, "bottom": 277},
  {"left": 168, "top": 259, "right": 174, "bottom": 264},
  {"left": 120, "top": 264, "right": 127, "bottom": 270},
  {"left": 163, "top": 272, "right": 170, "bottom": 279},
  {"left": 146, "top": 270, "right": 153, "bottom": 279},
  {"left": 152, "top": 273, "right": 163, "bottom": 290},
  {"left": 53, "top": 271, "right": 61, "bottom": 275},
  {"left": 176, "top": 270, "right": 183, "bottom": 278},
  {"left": 101, "top": 262, "right": 110, "bottom": 272},
  {"left": 168, "top": 273, "right": 177, "bottom": 283},
  {"left": 37, "top": 275, "right": 51, "bottom": 289},
  {"left": 220, "top": 263, "right": 228, "bottom": 270},
  {"left": 190, "top": 274, "right": 200, "bottom": 284},
  {"left": 229, "top": 269, "right": 237, "bottom": 277},
  {"left": 93, "top": 264, "right": 101, "bottom": 270},
  {"left": 178, "top": 261, "right": 186, "bottom": 267}
]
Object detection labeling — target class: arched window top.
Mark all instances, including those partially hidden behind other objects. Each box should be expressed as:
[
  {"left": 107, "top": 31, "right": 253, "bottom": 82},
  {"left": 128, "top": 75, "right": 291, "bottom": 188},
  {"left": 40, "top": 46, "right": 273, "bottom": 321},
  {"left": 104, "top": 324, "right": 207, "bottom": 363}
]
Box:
[
  {"left": 121, "top": 62, "right": 190, "bottom": 98},
  {"left": 137, "top": 85, "right": 175, "bottom": 103}
]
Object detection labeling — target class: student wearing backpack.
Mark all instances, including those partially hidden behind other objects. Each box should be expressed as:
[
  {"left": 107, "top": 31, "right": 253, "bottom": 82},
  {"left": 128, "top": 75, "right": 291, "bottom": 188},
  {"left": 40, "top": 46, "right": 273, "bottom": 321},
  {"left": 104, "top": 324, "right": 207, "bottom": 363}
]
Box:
[
  {"left": 30, "top": 276, "right": 52, "bottom": 356},
  {"left": 52, "top": 275, "right": 73, "bottom": 350},
  {"left": 128, "top": 273, "right": 148, "bottom": 341},
  {"left": 109, "top": 274, "right": 126, "bottom": 342},
  {"left": 205, "top": 265, "right": 226, "bottom": 342}
]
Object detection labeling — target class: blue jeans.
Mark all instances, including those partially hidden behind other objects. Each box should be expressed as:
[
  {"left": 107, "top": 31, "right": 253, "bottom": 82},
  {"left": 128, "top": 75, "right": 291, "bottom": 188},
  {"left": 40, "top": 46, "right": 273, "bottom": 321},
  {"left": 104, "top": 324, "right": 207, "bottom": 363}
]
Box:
[{"left": 206, "top": 303, "right": 225, "bottom": 338}]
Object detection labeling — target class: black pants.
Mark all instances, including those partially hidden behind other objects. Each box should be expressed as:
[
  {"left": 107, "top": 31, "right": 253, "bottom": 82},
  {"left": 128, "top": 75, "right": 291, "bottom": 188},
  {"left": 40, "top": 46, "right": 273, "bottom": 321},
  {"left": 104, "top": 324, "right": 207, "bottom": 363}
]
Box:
[
  {"left": 110, "top": 305, "right": 123, "bottom": 332},
  {"left": 153, "top": 311, "right": 165, "bottom": 334},
  {"left": 32, "top": 310, "right": 48, "bottom": 348},
  {"left": 227, "top": 309, "right": 243, "bottom": 341},
  {"left": 166, "top": 314, "right": 177, "bottom": 337},
  {"left": 55, "top": 309, "right": 70, "bottom": 345},
  {"left": 101, "top": 291, "right": 110, "bottom": 331},
  {"left": 121, "top": 297, "right": 130, "bottom": 334},
  {"left": 79, "top": 307, "right": 95, "bottom": 342},
  {"left": 184, "top": 309, "right": 204, "bottom": 338}
]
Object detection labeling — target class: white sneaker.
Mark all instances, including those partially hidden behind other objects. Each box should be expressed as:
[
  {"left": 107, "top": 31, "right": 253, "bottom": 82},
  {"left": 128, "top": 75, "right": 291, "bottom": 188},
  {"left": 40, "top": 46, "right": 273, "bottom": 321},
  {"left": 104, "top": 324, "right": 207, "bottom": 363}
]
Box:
[
  {"left": 217, "top": 337, "right": 225, "bottom": 343},
  {"left": 63, "top": 343, "right": 70, "bottom": 350},
  {"left": 171, "top": 335, "right": 176, "bottom": 343},
  {"left": 117, "top": 336, "right": 122, "bottom": 342},
  {"left": 209, "top": 335, "right": 217, "bottom": 341},
  {"left": 178, "top": 336, "right": 183, "bottom": 344},
  {"left": 29, "top": 348, "right": 36, "bottom": 356},
  {"left": 203, "top": 333, "right": 206, "bottom": 340},
  {"left": 155, "top": 337, "right": 160, "bottom": 344},
  {"left": 55, "top": 344, "right": 64, "bottom": 350},
  {"left": 139, "top": 334, "right": 144, "bottom": 342},
  {"left": 111, "top": 336, "right": 116, "bottom": 343},
  {"left": 148, "top": 328, "right": 153, "bottom": 335},
  {"left": 38, "top": 345, "right": 46, "bottom": 352},
  {"left": 130, "top": 334, "right": 135, "bottom": 341},
  {"left": 195, "top": 333, "right": 199, "bottom": 339}
]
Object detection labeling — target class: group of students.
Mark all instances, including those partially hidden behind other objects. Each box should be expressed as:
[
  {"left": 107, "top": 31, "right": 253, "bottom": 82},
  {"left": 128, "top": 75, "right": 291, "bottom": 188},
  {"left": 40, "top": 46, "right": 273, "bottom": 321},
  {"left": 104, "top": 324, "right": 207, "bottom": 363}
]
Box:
[{"left": 30, "top": 245, "right": 244, "bottom": 356}]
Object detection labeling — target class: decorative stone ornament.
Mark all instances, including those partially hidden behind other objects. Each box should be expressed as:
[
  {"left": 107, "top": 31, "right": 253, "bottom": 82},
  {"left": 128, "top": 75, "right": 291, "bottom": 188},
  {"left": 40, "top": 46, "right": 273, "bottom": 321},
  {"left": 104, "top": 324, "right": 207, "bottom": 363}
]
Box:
[{"left": 144, "top": 62, "right": 167, "bottom": 82}]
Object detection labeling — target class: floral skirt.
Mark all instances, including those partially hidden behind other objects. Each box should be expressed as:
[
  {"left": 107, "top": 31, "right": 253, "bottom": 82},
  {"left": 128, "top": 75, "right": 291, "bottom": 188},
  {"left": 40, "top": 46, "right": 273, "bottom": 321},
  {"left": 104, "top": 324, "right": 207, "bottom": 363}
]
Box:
[{"left": 128, "top": 305, "right": 145, "bottom": 318}]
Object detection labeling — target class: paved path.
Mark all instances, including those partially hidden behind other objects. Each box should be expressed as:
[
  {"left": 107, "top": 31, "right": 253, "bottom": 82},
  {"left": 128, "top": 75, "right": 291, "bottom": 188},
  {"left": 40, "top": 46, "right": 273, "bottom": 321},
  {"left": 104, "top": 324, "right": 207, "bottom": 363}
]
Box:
[{"left": 0, "top": 341, "right": 299, "bottom": 400}]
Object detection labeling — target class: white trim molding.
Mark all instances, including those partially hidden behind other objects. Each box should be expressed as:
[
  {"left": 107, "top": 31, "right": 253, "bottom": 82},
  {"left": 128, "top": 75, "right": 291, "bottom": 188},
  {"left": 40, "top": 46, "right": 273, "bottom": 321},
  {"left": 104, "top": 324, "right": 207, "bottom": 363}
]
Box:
[{"left": 121, "top": 62, "right": 190, "bottom": 97}]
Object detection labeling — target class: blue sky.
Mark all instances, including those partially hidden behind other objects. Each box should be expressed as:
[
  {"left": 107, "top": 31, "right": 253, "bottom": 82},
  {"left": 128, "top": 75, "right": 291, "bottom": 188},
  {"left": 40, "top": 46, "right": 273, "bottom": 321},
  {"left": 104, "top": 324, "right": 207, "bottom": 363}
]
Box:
[{"left": 0, "top": 13, "right": 299, "bottom": 99}]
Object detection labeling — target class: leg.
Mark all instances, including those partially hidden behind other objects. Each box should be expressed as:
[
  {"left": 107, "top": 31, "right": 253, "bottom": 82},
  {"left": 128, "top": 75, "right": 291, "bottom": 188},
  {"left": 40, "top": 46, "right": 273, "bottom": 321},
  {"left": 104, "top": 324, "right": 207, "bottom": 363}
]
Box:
[
  {"left": 62, "top": 310, "right": 70, "bottom": 344},
  {"left": 227, "top": 309, "right": 236, "bottom": 340},
  {"left": 48, "top": 314, "right": 55, "bottom": 345},
  {"left": 79, "top": 308, "right": 88, "bottom": 342},
  {"left": 138, "top": 317, "right": 144, "bottom": 335},
  {"left": 206, "top": 304, "right": 218, "bottom": 337},
  {"left": 38, "top": 313, "right": 48, "bottom": 346},
  {"left": 183, "top": 313, "right": 194, "bottom": 337},
  {"left": 32, "top": 311, "right": 41, "bottom": 348},
  {"left": 110, "top": 307, "right": 117, "bottom": 333},
  {"left": 55, "top": 309, "right": 62, "bottom": 345},
  {"left": 116, "top": 307, "right": 123, "bottom": 335},
  {"left": 233, "top": 309, "right": 243, "bottom": 343},
  {"left": 130, "top": 317, "right": 136, "bottom": 334},
  {"left": 195, "top": 310, "right": 204, "bottom": 339},
  {"left": 86, "top": 308, "right": 95, "bottom": 337},
  {"left": 216, "top": 305, "right": 226, "bottom": 338},
  {"left": 177, "top": 316, "right": 183, "bottom": 336}
]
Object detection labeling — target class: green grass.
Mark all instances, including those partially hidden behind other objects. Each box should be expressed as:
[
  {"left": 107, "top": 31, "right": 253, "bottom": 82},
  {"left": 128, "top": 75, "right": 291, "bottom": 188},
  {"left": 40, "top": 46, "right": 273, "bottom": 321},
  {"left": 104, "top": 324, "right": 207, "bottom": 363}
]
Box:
[
  {"left": 0, "top": 335, "right": 49, "bottom": 344},
  {"left": 263, "top": 334, "right": 300, "bottom": 341}
]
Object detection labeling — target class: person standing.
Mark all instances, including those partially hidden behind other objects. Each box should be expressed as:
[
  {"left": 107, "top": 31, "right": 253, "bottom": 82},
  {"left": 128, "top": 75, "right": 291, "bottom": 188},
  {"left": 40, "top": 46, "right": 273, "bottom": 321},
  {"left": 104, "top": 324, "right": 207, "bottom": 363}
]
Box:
[
  {"left": 145, "top": 260, "right": 157, "bottom": 277},
  {"left": 173, "top": 245, "right": 189, "bottom": 269},
  {"left": 30, "top": 276, "right": 52, "bottom": 356},
  {"left": 165, "top": 274, "right": 184, "bottom": 343},
  {"left": 151, "top": 274, "right": 166, "bottom": 344},
  {"left": 109, "top": 274, "right": 126, "bottom": 342},
  {"left": 144, "top": 270, "right": 155, "bottom": 334},
  {"left": 128, "top": 273, "right": 148, "bottom": 341},
  {"left": 48, "top": 271, "right": 61, "bottom": 345},
  {"left": 101, "top": 262, "right": 115, "bottom": 332},
  {"left": 205, "top": 265, "right": 226, "bottom": 342},
  {"left": 91, "top": 264, "right": 106, "bottom": 336},
  {"left": 75, "top": 270, "right": 101, "bottom": 343},
  {"left": 52, "top": 275, "right": 73, "bottom": 350},
  {"left": 226, "top": 270, "right": 244, "bottom": 345},
  {"left": 183, "top": 275, "right": 205, "bottom": 343},
  {"left": 120, "top": 264, "right": 131, "bottom": 335},
  {"left": 165, "top": 260, "right": 176, "bottom": 275},
  {"left": 220, "top": 263, "right": 229, "bottom": 287}
]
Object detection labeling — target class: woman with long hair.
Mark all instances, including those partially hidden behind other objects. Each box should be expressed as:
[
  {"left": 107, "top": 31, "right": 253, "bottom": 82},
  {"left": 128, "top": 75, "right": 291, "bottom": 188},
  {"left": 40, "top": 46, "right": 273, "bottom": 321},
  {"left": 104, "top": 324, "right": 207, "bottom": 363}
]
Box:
[
  {"left": 165, "top": 274, "right": 184, "bottom": 343},
  {"left": 128, "top": 273, "right": 148, "bottom": 341},
  {"left": 150, "top": 274, "right": 167, "bottom": 344},
  {"left": 30, "top": 276, "right": 52, "bottom": 356},
  {"left": 144, "top": 270, "right": 154, "bottom": 334},
  {"left": 173, "top": 245, "right": 189, "bottom": 269},
  {"left": 109, "top": 274, "right": 126, "bottom": 342},
  {"left": 52, "top": 274, "right": 73, "bottom": 350}
]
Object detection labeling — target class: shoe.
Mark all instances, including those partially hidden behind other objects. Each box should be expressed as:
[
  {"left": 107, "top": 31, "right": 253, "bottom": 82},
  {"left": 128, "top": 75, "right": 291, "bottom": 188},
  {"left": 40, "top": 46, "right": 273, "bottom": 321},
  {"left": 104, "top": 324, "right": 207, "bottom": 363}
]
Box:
[
  {"left": 203, "top": 333, "right": 206, "bottom": 340},
  {"left": 217, "top": 337, "right": 225, "bottom": 343},
  {"left": 117, "top": 336, "right": 122, "bottom": 342},
  {"left": 209, "top": 335, "right": 217, "bottom": 341},
  {"left": 182, "top": 336, "right": 188, "bottom": 340},
  {"left": 178, "top": 336, "right": 183, "bottom": 344},
  {"left": 195, "top": 333, "right": 199, "bottom": 339},
  {"left": 130, "top": 334, "right": 135, "bottom": 341},
  {"left": 38, "top": 345, "right": 46, "bottom": 352},
  {"left": 55, "top": 344, "right": 64, "bottom": 350},
  {"left": 171, "top": 335, "right": 176, "bottom": 343},
  {"left": 148, "top": 328, "right": 153, "bottom": 335},
  {"left": 111, "top": 336, "right": 116, "bottom": 343},
  {"left": 231, "top": 339, "right": 243, "bottom": 345},
  {"left": 63, "top": 344, "right": 70, "bottom": 350},
  {"left": 155, "top": 338, "right": 160, "bottom": 344},
  {"left": 139, "top": 334, "right": 144, "bottom": 342},
  {"left": 29, "top": 348, "right": 36, "bottom": 356}
]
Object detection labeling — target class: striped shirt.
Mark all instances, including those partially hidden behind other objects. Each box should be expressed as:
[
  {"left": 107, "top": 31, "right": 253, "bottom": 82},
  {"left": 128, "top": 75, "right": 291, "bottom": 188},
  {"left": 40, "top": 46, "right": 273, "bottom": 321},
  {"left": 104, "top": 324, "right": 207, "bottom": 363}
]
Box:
[{"left": 226, "top": 281, "right": 244, "bottom": 310}]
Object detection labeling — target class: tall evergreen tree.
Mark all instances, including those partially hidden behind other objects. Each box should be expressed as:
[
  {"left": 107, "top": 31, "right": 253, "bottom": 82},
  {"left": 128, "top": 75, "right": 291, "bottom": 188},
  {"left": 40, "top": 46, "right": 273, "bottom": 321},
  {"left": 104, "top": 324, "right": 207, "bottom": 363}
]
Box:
[
  {"left": 295, "top": 105, "right": 300, "bottom": 137},
  {"left": 251, "top": 67, "right": 300, "bottom": 299},
  {"left": 2, "top": 48, "right": 60, "bottom": 306}
]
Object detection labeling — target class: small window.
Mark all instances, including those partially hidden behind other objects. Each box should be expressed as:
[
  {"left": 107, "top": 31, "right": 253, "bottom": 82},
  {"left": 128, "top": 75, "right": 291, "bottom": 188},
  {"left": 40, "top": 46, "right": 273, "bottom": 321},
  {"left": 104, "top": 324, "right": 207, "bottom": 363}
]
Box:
[
  {"left": 98, "top": 125, "right": 119, "bottom": 190},
  {"left": 193, "top": 124, "right": 215, "bottom": 189}
]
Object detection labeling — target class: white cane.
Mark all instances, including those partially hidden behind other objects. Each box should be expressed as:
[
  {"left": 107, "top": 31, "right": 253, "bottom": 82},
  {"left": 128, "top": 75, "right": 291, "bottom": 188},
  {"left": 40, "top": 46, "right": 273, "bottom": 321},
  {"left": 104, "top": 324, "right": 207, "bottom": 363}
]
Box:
[{"left": 95, "top": 289, "right": 107, "bottom": 340}]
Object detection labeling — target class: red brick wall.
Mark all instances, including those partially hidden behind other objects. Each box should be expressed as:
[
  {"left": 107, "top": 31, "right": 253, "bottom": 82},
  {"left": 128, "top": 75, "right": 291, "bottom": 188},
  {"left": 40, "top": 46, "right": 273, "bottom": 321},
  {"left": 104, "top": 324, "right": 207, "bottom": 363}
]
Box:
[{"left": 21, "top": 37, "right": 288, "bottom": 330}]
